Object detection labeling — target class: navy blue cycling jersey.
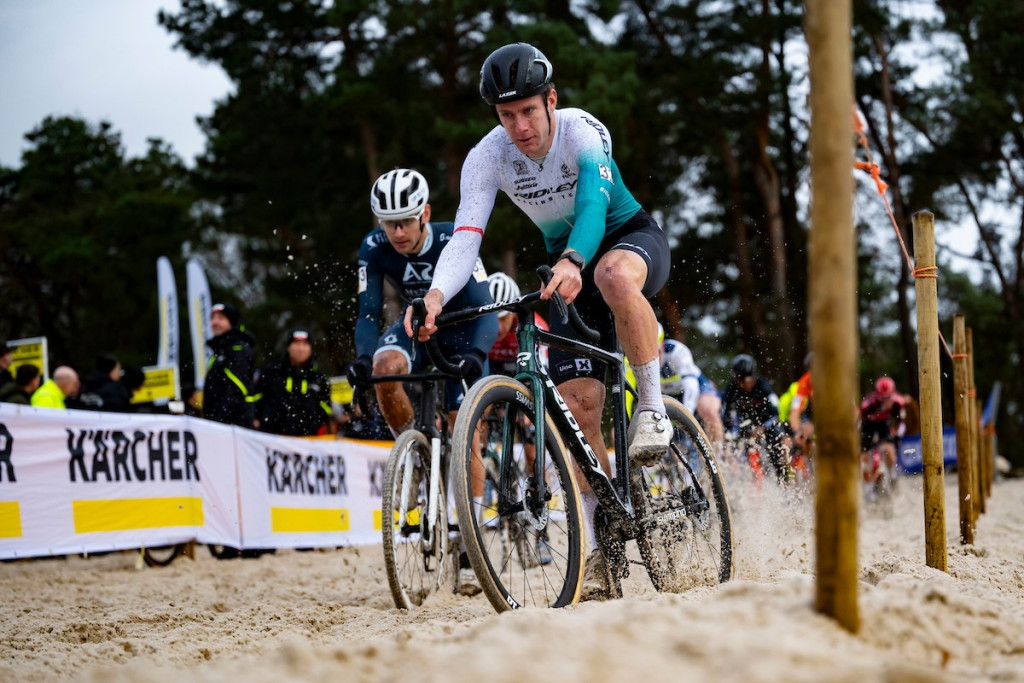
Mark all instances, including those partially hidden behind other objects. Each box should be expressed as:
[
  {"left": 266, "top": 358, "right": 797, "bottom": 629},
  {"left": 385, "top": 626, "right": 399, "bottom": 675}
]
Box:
[{"left": 355, "top": 221, "right": 493, "bottom": 358}]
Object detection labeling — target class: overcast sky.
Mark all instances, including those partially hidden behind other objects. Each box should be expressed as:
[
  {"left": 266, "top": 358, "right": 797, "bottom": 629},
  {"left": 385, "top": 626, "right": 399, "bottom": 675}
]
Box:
[{"left": 0, "top": 0, "right": 232, "bottom": 168}]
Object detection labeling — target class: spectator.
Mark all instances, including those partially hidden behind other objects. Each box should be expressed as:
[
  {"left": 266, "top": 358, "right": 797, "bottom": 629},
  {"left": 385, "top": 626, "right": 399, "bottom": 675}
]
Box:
[
  {"left": 30, "top": 366, "right": 80, "bottom": 409},
  {"left": 78, "top": 354, "right": 132, "bottom": 412},
  {"left": 255, "top": 328, "right": 332, "bottom": 436},
  {"left": 0, "top": 364, "right": 41, "bottom": 404},
  {"left": 203, "top": 302, "right": 257, "bottom": 427},
  {"left": 0, "top": 342, "right": 12, "bottom": 389}
]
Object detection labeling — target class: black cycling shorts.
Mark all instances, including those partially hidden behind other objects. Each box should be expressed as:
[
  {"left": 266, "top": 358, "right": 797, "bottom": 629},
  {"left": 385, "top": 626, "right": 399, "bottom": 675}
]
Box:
[{"left": 547, "top": 209, "right": 671, "bottom": 386}]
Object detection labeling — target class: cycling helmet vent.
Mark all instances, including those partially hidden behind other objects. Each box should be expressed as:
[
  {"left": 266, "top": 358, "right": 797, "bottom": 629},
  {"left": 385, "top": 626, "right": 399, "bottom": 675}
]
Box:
[
  {"left": 370, "top": 169, "right": 429, "bottom": 220},
  {"left": 479, "top": 43, "right": 553, "bottom": 106},
  {"left": 487, "top": 271, "right": 521, "bottom": 303}
]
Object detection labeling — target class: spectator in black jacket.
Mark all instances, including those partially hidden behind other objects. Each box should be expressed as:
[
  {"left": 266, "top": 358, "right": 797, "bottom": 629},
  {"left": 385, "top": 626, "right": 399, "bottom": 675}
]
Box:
[
  {"left": 0, "top": 364, "right": 41, "bottom": 404},
  {"left": 255, "top": 328, "right": 331, "bottom": 436},
  {"left": 78, "top": 354, "right": 133, "bottom": 412},
  {"left": 203, "top": 302, "right": 256, "bottom": 428}
]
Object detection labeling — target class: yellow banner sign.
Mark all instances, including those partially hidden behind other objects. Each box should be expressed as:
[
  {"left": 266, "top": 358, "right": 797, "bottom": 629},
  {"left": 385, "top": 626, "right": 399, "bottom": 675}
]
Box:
[
  {"left": 7, "top": 336, "right": 48, "bottom": 380},
  {"left": 131, "top": 364, "right": 180, "bottom": 404}
]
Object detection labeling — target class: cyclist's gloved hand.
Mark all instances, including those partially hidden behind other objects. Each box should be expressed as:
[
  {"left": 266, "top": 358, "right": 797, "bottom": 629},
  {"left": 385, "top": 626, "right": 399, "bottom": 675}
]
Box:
[
  {"left": 457, "top": 351, "right": 486, "bottom": 385},
  {"left": 346, "top": 355, "right": 373, "bottom": 385}
]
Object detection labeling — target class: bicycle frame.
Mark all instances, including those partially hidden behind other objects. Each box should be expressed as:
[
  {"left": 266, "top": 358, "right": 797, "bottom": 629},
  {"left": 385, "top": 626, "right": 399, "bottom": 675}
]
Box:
[
  {"left": 431, "top": 291, "right": 641, "bottom": 540},
  {"left": 357, "top": 371, "right": 454, "bottom": 542}
]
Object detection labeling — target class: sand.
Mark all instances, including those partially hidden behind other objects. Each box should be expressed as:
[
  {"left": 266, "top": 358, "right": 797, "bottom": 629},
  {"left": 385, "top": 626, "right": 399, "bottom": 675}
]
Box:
[{"left": 2, "top": 473, "right": 1023, "bottom": 682}]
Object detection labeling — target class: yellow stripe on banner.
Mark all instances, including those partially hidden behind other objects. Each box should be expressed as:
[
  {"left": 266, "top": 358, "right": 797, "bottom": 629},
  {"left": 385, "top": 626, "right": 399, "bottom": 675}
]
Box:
[
  {"left": 73, "top": 497, "right": 203, "bottom": 533},
  {"left": 0, "top": 501, "right": 22, "bottom": 538},
  {"left": 373, "top": 507, "right": 422, "bottom": 532},
  {"left": 271, "top": 507, "right": 349, "bottom": 533}
]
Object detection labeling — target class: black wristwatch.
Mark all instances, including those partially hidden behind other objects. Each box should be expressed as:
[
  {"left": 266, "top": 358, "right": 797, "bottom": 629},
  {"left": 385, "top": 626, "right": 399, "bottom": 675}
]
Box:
[{"left": 557, "top": 251, "right": 585, "bottom": 270}]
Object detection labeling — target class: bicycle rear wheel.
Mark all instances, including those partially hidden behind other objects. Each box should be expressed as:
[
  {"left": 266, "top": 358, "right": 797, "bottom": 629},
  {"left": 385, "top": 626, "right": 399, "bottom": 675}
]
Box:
[
  {"left": 382, "top": 430, "right": 451, "bottom": 609},
  {"left": 142, "top": 544, "right": 185, "bottom": 567},
  {"left": 452, "top": 375, "right": 585, "bottom": 611},
  {"left": 634, "top": 396, "right": 734, "bottom": 591}
]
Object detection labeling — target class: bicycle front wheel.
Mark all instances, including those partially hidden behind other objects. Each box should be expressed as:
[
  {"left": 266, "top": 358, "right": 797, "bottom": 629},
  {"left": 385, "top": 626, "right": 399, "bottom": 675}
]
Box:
[
  {"left": 452, "top": 375, "right": 585, "bottom": 611},
  {"left": 382, "top": 430, "right": 451, "bottom": 609},
  {"left": 634, "top": 396, "right": 734, "bottom": 590}
]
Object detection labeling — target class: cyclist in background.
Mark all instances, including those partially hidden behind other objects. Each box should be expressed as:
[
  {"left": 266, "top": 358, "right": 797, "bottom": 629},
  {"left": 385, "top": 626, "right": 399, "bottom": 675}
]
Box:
[
  {"left": 486, "top": 272, "right": 549, "bottom": 376},
  {"left": 348, "top": 168, "right": 498, "bottom": 596},
  {"left": 859, "top": 376, "right": 906, "bottom": 484},
  {"left": 720, "top": 353, "right": 786, "bottom": 482},
  {"left": 659, "top": 330, "right": 725, "bottom": 445},
  {"left": 347, "top": 168, "right": 498, "bottom": 435}
]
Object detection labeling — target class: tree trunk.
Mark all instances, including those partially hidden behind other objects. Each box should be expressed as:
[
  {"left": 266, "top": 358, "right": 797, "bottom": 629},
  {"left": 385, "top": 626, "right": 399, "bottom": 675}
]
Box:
[{"left": 721, "top": 135, "right": 770, "bottom": 357}]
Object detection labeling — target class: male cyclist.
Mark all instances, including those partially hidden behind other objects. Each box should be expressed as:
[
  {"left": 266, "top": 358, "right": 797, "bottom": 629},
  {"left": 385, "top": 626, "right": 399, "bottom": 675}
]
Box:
[
  {"left": 348, "top": 168, "right": 498, "bottom": 595},
  {"left": 407, "top": 43, "right": 673, "bottom": 599},
  {"left": 719, "top": 354, "right": 786, "bottom": 482},
  {"left": 859, "top": 376, "right": 906, "bottom": 485}
]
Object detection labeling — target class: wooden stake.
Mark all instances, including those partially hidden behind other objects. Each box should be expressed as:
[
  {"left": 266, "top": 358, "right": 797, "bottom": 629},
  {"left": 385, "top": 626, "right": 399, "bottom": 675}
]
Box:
[
  {"left": 807, "top": 0, "right": 859, "bottom": 633},
  {"left": 952, "top": 315, "right": 974, "bottom": 545},
  {"left": 912, "top": 211, "right": 947, "bottom": 571},
  {"left": 967, "top": 328, "right": 983, "bottom": 519}
]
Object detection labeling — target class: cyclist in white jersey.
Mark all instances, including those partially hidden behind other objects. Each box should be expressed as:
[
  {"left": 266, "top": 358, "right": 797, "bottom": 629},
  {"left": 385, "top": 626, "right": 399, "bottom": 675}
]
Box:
[{"left": 405, "top": 42, "right": 673, "bottom": 599}]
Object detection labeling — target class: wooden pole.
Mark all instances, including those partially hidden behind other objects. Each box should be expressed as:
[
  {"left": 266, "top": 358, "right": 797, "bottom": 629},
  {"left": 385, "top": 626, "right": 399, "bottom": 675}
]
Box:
[
  {"left": 966, "top": 328, "right": 983, "bottom": 519},
  {"left": 912, "top": 211, "right": 947, "bottom": 571},
  {"left": 976, "top": 396, "right": 987, "bottom": 508},
  {"left": 952, "top": 315, "right": 974, "bottom": 545},
  {"left": 807, "top": 0, "right": 859, "bottom": 633}
]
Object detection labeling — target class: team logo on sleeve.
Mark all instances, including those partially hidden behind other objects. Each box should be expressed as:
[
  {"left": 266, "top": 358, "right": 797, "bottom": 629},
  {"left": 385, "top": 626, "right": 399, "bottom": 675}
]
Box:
[
  {"left": 357, "top": 266, "right": 367, "bottom": 293},
  {"left": 598, "top": 164, "right": 613, "bottom": 183}
]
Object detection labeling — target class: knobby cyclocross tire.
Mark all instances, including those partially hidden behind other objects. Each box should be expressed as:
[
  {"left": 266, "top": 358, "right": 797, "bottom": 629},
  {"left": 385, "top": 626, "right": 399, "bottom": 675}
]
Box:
[
  {"left": 382, "top": 430, "right": 451, "bottom": 609},
  {"left": 142, "top": 544, "right": 185, "bottom": 567},
  {"left": 633, "top": 396, "right": 734, "bottom": 591},
  {"left": 452, "top": 375, "right": 585, "bottom": 611}
]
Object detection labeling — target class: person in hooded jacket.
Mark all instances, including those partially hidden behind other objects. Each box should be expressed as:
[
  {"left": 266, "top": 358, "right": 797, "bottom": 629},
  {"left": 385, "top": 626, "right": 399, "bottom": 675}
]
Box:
[
  {"left": 203, "top": 302, "right": 256, "bottom": 428},
  {"left": 255, "top": 328, "right": 332, "bottom": 436},
  {"left": 78, "top": 354, "right": 133, "bottom": 412}
]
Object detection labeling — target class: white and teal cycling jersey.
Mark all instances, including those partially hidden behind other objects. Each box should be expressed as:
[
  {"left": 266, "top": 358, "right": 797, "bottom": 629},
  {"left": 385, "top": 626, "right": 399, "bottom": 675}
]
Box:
[{"left": 455, "top": 107, "right": 641, "bottom": 263}]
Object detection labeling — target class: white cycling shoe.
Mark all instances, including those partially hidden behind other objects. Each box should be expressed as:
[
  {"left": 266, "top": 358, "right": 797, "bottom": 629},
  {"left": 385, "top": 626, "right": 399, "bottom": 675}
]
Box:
[{"left": 628, "top": 410, "right": 672, "bottom": 466}]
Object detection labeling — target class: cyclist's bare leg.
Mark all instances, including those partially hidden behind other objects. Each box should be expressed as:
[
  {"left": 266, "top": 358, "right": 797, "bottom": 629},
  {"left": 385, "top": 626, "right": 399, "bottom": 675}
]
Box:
[
  {"left": 697, "top": 393, "right": 725, "bottom": 444},
  {"left": 457, "top": 409, "right": 485, "bottom": 499},
  {"left": 593, "top": 249, "right": 659, "bottom": 386},
  {"left": 881, "top": 441, "right": 897, "bottom": 470},
  {"left": 373, "top": 350, "right": 414, "bottom": 433},
  {"left": 558, "top": 377, "right": 612, "bottom": 489}
]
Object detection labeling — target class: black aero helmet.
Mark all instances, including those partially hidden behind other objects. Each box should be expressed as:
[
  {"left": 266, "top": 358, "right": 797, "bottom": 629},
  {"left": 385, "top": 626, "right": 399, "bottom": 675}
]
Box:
[
  {"left": 479, "top": 43, "right": 553, "bottom": 106},
  {"left": 731, "top": 354, "right": 757, "bottom": 378}
]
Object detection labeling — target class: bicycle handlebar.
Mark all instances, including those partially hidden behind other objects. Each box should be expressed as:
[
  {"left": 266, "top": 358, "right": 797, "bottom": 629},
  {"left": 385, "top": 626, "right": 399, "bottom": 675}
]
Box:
[{"left": 405, "top": 265, "right": 601, "bottom": 378}]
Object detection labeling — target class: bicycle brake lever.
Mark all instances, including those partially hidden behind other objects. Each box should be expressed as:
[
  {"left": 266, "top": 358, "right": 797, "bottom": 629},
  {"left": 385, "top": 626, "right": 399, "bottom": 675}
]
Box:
[{"left": 536, "top": 265, "right": 570, "bottom": 324}]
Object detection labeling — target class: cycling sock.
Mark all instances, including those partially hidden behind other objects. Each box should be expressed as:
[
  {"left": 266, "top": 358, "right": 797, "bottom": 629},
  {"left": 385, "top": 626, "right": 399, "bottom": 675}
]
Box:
[
  {"left": 632, "top": 358, "right": 666, "bottom": 414},
  {"left": 581, "top": 490, "right": 599, "bottom": 552},
  {"left": 473, "top": 496, "right": 484, "bottom": 526}
]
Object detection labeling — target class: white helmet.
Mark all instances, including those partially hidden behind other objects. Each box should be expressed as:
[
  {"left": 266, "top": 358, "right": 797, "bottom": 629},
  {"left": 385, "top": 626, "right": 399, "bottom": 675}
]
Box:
[
  {"left": 370, "top": 169, "right": 429, "bottom": 220},
  {"left": 488, "top": 271, "right": 521, "bottom": 303}
]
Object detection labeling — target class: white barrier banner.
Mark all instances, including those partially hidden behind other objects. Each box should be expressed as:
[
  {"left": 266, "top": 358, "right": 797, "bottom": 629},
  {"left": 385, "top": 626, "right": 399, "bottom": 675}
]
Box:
[
  {"left": 0, "top": 404, "right": 395, "bottom": 558},
  {"left": 235, "top": 432, "right": 390, "bottom": 549},
  {"left": 0, "top": 404, "right": 240, "bottom": 559}
]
